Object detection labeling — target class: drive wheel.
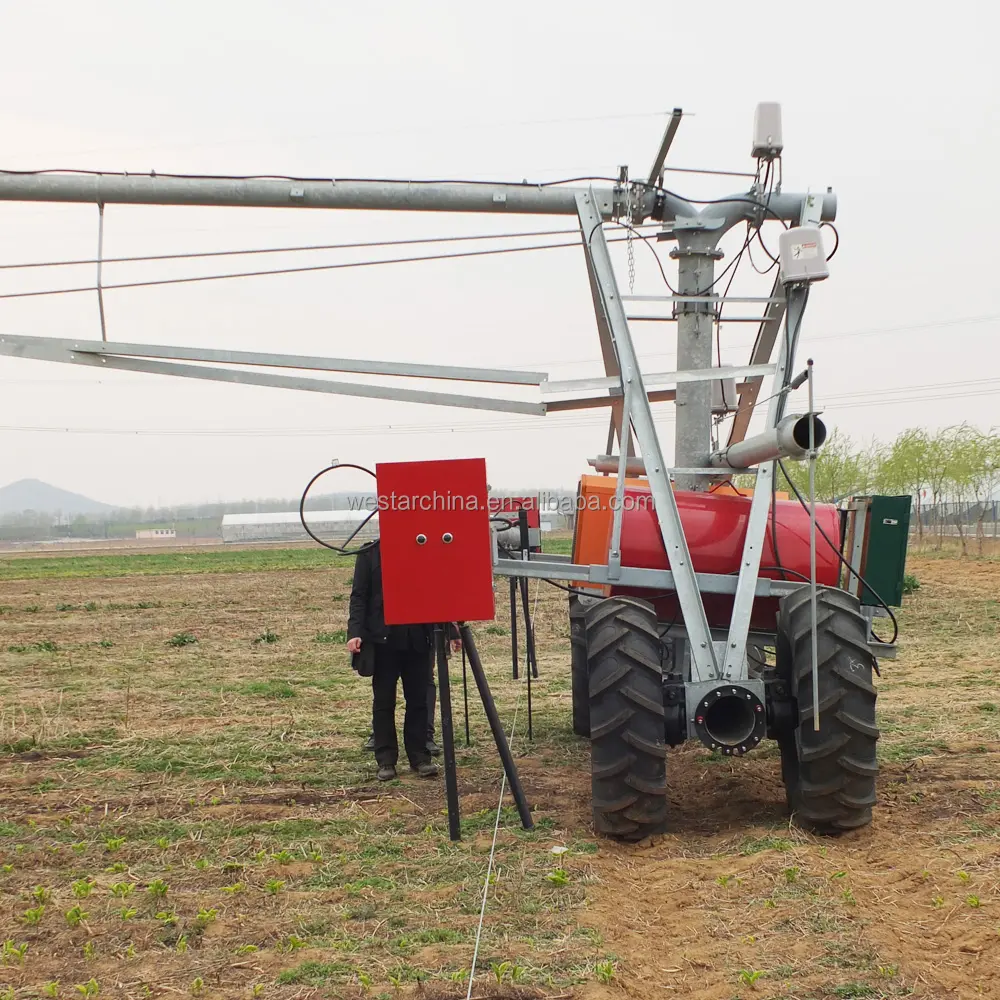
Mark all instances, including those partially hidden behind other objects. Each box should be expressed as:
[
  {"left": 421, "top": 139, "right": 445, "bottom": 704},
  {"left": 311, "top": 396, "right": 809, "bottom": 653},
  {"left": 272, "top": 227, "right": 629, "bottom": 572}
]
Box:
[{"left": 585, "top": 597, "right": 667, "bottom": 841}]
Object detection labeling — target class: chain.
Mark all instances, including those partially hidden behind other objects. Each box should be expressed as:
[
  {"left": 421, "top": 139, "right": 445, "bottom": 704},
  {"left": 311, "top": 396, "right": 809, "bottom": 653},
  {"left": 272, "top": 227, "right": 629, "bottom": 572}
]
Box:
[{"left": 625, "top": 188, "right": 635, "bottom": 294}]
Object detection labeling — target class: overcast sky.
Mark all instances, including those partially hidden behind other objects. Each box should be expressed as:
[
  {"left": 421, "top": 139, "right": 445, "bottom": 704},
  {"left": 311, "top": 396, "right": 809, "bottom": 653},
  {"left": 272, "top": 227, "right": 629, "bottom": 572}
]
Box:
[{"left": 1, "top": 0, "right": 998, "bottom": 507}]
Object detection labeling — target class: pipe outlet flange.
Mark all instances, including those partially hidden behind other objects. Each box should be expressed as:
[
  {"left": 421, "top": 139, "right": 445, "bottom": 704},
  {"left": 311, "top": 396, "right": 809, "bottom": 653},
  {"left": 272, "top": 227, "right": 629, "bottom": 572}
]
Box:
[{"left": 693, "top": 684, "right": 766, "bottom": 756}]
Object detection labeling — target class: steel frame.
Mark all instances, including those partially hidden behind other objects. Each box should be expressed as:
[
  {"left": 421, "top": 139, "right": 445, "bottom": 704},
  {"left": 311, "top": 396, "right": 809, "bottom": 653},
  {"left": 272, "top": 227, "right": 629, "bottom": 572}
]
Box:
[{"left": 0, "top": 113, "right": 886, "bottom": 703}]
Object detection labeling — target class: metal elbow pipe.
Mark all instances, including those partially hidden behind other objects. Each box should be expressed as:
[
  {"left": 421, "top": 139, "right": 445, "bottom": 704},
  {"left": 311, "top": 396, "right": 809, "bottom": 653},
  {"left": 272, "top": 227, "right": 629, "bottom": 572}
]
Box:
[{"left": 710, "top": 413, "right": 827, "bottom": 470}]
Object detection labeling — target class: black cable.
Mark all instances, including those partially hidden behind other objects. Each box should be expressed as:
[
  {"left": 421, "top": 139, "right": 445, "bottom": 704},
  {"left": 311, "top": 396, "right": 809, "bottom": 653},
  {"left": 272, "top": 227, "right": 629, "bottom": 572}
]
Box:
[
  {"left": 299, "top": 463, "right": 378, "bottom": 555},
  {"left": 0, "top": 234, "right": 633, "bottom": 302},
  {"left": 776, "top": 459, "right": 899, "bottom": 644},
  {"left": 821, "top": 222, "right": 839, "bottom": 261},
  {"left": 611, "top": 221, "right": 678, "bottom": 294},
  {"left": 0, "top": 227, "right": 583, "bottom": 272}
]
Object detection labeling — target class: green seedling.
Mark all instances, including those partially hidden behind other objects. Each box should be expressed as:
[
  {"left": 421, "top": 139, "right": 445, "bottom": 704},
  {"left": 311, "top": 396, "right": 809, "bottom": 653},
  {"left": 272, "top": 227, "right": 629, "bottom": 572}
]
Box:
[
  {"left": 967, "top": 895, "right": 982, "bottom": 908},
  {"left": 277, "top": 934, "right": 306, "bottom": 953},
  {"left": 72, "top": 842, "right": 88, "bottom": 854},
  {"left": 23, "top": 905, "right": 45, "bottom": 925},
  {"left": 738, "top": 969, "right": 764, "bottom": 987},
  {"left": 176, "top": 935, "right": 188, "bottom": 954},
  {"left": 1, "top": 940, "right": 29, "bottom": 965},
  {"left": 545, "top": 868, "right": 570, "bottom": 886},
  {"left": 253, "top": 629, "right": 280, "bottom": 645},
  {"left": 190, "top": 978, "right": 204, "bottom": 995},
  {"left": 195, "top": 908, "right": 218, "bottom": 926},
  {"left": 155, "top": 911, "right": 177, "bottom": 926},
  {"left": 43, "top": 983, "right": 59, "bottom": 998},
  {"left": 83, "top": 941, "right": 97, "bottom": 960},
  {"left": 75, "top": 980, "right": 99, "bottom": 998},
  {"left": 120, "top": 907, "right": 138, "bottom": 921},
  {"left": 147, "top": 879, "right": 169, "bottom": 899},
  {"left": 783, "top": 867, "right": 800, "bottom": 883},
  {"left": 110, "top": 882, "right": 135, "bottom": 899},
  {"left": 167, "top": 632, "right": 198, "bottom": 647},
  {"left": 958, "top": 870, "right": 971, "bottom": 883},
  {"left": 105, "top": 862, "right": 128, "bottom": 874},
  {"left": 32, "top": 885, "right": 53, "bottom": 904},
  {"left": 104, "top": 837, "right": 125, "bottom": 852},
  {"left": 154, "top": 837, "right": 170, "bottom": 850},
  {"left": 221, "top": 882, "right": 245, "bottom": 894},
  {"left": 65, "top": 905, "right": 89, "bottom": 927},
  {"left": 72, "top": 878, "right": 96, "bottom": 898},
  {"left": 235, "top": 944, "right": 258, "bottom": 955},
  {"left": 264, "top": 878, "right": 285, "bottom": 895},
  {"left": 491, "top": 962, "right": 512, "bottom": 984},
  {"left": 272, "top": 849, "right": 295, "bottom": 864}
]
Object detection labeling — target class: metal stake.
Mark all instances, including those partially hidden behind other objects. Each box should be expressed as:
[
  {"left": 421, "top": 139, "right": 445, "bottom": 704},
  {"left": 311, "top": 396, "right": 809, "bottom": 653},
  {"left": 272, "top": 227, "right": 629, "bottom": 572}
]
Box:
[
  {"left": 807, "top": 359, "right": 820, "bottom": 731},
  {"left": 96, "top": 203, "right": 108, "bottom": 342},
  {"left": 459, "top": 623, "right": 533, "bottom": 831},
  {"left": 461, "top": 643, "right": 470, "bottom": 747},
  {"left": 509, "top": 577, "right": 519, "bottom": 680},
  {"left": 434, "top": 625, "right": 461, "bottom": 841}
]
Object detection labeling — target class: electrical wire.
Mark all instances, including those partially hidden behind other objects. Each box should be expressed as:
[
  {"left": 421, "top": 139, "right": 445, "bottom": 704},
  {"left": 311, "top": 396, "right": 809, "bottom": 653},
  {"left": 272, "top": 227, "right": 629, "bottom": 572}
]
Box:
[
  {"left": 821, "top": 222, "right": 839, "bottom": 261},
  {"left": 610, "top": 221, "right": 678, "bottom": 294},
  {"left": 298, "top": 463, "right": 378, "bottom": 555},
  {"left": 0, "top": 227, "right": 584, "bottom": 271},
  {"left": 776, "top": 459, "right": 899, "bottom": 644}
]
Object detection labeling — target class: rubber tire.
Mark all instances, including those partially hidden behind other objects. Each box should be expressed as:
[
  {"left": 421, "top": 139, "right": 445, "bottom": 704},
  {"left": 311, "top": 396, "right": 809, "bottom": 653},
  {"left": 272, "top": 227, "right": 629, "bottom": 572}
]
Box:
[
  {"left": 569, "top": 594, "right": 597, "bottom": 738},
  {"left": 776, "top": 586, "right": 879, "bottom": 834},
  {"left": 585, "top": 597, "right": 667, "bottom": 841}
]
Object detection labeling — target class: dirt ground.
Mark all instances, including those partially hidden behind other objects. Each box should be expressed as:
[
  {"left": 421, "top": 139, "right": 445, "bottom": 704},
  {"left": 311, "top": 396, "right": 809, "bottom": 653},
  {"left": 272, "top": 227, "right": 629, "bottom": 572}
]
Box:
[{"left": 0, "top": 549, "right": 998, "bottom": 1000}]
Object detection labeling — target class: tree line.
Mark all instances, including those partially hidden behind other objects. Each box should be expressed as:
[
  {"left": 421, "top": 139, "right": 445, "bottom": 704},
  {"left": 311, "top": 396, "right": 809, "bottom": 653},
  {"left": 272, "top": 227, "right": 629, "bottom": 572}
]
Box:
[{"left": 768, "top": 423, "right": 1000, "bottom": 550}]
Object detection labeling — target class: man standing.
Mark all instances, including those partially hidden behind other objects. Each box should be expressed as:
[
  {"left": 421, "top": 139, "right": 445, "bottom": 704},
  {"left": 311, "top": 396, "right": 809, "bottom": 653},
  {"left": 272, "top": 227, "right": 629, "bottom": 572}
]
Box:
[{"left": 346, "top": 539, "right": 443, "bottom": 782}]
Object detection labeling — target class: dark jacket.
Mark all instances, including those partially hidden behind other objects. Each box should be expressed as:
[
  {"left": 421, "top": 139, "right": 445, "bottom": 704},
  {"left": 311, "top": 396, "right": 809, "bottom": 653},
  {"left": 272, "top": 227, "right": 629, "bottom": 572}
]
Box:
[{"left": 346, "top": 542, "right": 458, "bottom": 673}]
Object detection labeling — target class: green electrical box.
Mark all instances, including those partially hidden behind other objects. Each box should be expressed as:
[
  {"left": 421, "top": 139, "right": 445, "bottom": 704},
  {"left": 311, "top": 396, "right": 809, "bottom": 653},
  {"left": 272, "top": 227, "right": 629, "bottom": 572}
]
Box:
[{"left": 855, "top": 495, "right": 912, "bottom": 607}]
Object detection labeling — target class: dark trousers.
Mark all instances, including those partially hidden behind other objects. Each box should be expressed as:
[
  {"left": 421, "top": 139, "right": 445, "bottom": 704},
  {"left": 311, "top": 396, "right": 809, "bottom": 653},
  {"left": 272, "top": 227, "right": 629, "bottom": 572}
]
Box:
[
  {"left": 372, "top": 643, "right": 431, "bottom": 768},
  {"left": 372, "top": 654, "right": 436, "bottom": 742}
]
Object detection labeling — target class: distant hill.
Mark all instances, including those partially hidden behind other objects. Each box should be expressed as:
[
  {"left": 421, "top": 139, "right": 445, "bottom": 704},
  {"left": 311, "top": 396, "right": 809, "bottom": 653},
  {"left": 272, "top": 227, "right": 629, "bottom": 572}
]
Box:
[{"left": 0, "top": 479, "right": 115, "bottom": 516}]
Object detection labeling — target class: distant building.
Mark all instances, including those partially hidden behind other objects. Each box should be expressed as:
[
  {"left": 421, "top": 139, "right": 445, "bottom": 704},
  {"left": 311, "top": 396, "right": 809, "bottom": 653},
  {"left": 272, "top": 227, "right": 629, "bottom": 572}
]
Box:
[
  {"left": 135, "top": 528, "right": 176, "bottom": 539},
  {"left": 221, "top": 510, "right": 378, "bottom": 544}
]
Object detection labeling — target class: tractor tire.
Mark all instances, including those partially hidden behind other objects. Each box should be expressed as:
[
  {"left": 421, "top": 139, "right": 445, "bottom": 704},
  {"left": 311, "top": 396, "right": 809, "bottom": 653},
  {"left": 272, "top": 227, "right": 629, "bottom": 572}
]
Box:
[
  {"left": 776, "top": 586, "right": 879, "bottom": 834},
  {"left": 584, "top": 597, "right": 667, "bottom": 841},
  {"left": 569, "top": 594, "right": 598, "bottom": 738}
]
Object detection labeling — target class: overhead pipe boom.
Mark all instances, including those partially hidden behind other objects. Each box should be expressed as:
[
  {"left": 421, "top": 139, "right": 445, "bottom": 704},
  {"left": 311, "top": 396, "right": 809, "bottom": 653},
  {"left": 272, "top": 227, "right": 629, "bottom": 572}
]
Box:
[{"left": 710, "top": 413, "right": 827, "bottom": 470}]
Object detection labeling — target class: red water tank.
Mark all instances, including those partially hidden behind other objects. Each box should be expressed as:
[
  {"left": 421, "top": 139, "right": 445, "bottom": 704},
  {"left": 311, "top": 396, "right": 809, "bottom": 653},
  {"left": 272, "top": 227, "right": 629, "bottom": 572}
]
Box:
[{"left": 608, "top": 486, "right": 842, "bottom": 630}]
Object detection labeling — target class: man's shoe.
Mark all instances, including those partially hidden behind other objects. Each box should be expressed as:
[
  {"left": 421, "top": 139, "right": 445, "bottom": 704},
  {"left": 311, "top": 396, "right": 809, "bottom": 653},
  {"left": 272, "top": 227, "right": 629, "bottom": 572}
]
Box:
[
  {"left": 363, "top": 735, "right": 375, "bottom": 752},
  {"left": 425, "top": 739, "right": 441, "bottom": 757},
  {"left": 411, "top": 760, "right": 439, "bottom": 778},
  {"left": 377, "top": 764, "right": 397, "bottom": 782}
]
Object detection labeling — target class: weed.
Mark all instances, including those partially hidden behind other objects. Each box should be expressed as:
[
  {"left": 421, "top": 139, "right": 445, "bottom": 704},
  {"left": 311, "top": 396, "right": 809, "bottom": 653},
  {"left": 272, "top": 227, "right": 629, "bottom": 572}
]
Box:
[
  {"left": 43, "top": 984, "right": 59, "bottom": 998},
  {"left": 97, "top": 639, "right": 114, "bottom": 648},
  {"left": 74, "top": 981, "right": 99, "bottom": 998},
  {"left": 32, "top": 885, "right": 53, "bottom": 904},
  {"left": 83, "top": 941, "right": 97, "bottom": 961},
  {"left": 967, "top": 895, "right": 982, "bottom": 907},
  {"left": 252, "top": 629, "right": 281, "bottom": 645},
  {"left": 57, "top": 603, "right": 78, "bottom": 611},
  {"left": 277, "top": 934, "right": 307, "bottom": 953},
  {"left": 25, "top": 605, "right": 40, "bottom": 613},
  {"left": 195, "top": 908, "right": 219, "bottom": 926},
  {"left": 166, "top": 632, "right": 197, "bottom": 647},
  {"left": 235, "top": 945, "right": 258, "bottom": 955},
  {"left": 65, "top": 905, "right": 89, "bottom": 927},
  {"left": 23, "top": 904, "right": 45, "bottom": 925},
  {"left": 841, "top": 888, "right": 857, "bottom": 905},
  {"left": 104, "top": 837, "right": 126, "bottom": 852},
  {"left": 783, "top": 866, "right": 800, "bottom": 883},
  {"left": 190, "top": 978, "right": 204, "bottom": 995},
  {"left": 176, "top": 935, "right": 189, "bottom": 954},
  {"left": 315, "top": 629, "right": 348, "bottom": 644},
  {"left": 222, "top": 882, "right": 245, "bottom": 894},
  {"left": 596, "top": 959, "right": 616, "bottom": 984},
  {"left": 977, "top": 703, "right": 998, "bottom": 713},
  {"left": 484, "top": 624, "right": 508, "bottom": 636},
  {"left": 84, "top": 602, "right": 99, "bottom": 612},
  {"left": 903, "top": 573, "right": 920, "bottom": 594},
  {"left": 738, "top": 970, "right": 764, "bottom": 987},
  {"left": 265, "top": 878, "right": 285, "bottom": 895},
  {"left": 545, "top": 868, "right": 570, "bottom": 886}
]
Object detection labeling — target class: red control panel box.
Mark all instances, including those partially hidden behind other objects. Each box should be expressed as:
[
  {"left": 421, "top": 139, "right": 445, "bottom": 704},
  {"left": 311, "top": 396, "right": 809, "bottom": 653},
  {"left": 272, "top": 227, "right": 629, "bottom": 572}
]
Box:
[{"left": 376, "top": 458, "right": 496, "bottom": 625}]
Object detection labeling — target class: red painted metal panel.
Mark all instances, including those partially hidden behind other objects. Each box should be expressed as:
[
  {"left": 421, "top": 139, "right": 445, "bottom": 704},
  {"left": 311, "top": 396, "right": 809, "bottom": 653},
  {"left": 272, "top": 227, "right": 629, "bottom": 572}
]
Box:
[
  {"left": 609, "top": 487, "right": 842, "bottom": 630},
  {"left": 376, "top": 458, "right": 496, "bottom": 625},
  {"left": 488, "top": 496, "right": 541, "bottom": 529}
]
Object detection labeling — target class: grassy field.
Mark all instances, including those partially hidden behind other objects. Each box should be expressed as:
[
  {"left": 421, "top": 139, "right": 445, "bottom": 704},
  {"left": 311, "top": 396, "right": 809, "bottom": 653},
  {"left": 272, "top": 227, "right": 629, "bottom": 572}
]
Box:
[{"left": 0, "top": 545, "right": 998, "bottom": 1000}]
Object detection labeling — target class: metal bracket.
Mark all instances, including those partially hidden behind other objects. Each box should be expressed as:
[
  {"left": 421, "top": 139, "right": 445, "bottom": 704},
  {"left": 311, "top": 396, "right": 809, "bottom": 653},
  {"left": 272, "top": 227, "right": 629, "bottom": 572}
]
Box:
[{"left": 575, "top": 189, "right": 717, "bottom": 680}]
